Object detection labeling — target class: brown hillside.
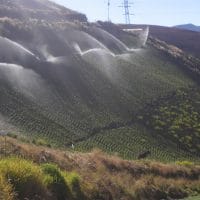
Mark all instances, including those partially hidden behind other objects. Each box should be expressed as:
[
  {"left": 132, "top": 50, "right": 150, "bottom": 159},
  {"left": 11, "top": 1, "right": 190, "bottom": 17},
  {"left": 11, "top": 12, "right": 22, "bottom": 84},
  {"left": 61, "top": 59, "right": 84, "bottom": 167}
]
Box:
[
  {"left": 149, "top": 25, "right": 200, "bottom": 58},
  {"left": 121, "top": 24, "right": 200, "bottom": 58}
]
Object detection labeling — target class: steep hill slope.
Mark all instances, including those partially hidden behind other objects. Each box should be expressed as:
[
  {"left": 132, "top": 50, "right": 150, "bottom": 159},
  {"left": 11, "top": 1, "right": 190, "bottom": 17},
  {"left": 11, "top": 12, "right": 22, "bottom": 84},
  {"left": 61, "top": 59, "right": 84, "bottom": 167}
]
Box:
[
  {"left": 0, "top": 0, "right": 87, "bottom": 21},
  {"left": 149, "top": 25, "right": 200, "bottom": 58},
  {"left": 0, "top": 0, "right": 200, "bottom": 162},
  {"left": 121, "top": 24, "right": 200, "bottom": 58}
]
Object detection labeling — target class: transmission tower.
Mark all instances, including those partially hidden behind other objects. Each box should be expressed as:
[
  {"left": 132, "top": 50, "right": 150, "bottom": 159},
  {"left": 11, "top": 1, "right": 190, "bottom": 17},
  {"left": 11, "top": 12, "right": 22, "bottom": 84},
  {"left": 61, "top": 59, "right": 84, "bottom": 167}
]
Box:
[{"left": 120, "top": 0, "right": 133, "bottom": 24}]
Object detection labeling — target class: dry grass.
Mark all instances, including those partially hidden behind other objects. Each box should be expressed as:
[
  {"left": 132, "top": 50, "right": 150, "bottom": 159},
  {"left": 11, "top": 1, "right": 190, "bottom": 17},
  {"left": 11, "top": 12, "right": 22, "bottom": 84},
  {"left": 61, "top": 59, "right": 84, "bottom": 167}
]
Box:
[
  {"left": 0, "top": 137, "right": 199, "bottom": 200},
  {"left": 0, "top": 174, "right": 15, "bottom": 200}
]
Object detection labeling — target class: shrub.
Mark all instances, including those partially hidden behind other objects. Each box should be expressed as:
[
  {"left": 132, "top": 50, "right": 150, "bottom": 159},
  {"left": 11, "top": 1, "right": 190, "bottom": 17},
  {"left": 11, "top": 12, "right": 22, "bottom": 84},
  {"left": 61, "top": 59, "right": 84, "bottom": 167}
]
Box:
[
  {"left": 133, "top": 176, "right": 167, "bottom": 200},
  {"left": 0, "top": 158, "right": 47, "bottom": 200},
  {"left": 7, "top": 133, "right": 18, "bottom": 139},
  {"left": 33, "top": 138, "right": 51, "bottom": 147},
  {"left": 133, "top": 175, "right": 191, "bottom": 200},
  {"left": 167, "top": 186, "right": 187, "bottom": 199},
  {"left": 42, "top": 163, "right": 72, "bottom": 200},
  {"left": 65, "top": 172, "right": 85, "bottom": 200},
  {"left": 176, "top": 161, "right": 195, "bottom": 168}
]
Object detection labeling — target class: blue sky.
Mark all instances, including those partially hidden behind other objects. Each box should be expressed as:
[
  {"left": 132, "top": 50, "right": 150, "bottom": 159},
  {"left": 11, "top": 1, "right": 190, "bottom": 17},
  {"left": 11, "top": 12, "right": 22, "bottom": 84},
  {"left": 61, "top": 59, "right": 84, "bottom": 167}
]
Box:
[{"left": 53, "top": 0, "right": 199, "bottom": 26}]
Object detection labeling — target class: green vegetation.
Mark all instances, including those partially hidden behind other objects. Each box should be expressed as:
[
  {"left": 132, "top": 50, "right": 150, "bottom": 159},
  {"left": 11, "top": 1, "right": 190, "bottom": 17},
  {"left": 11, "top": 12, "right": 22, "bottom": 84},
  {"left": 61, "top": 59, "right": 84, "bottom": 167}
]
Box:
[
  {"left": 185, "top": 196, "right": 200, "bottom": 200},
  {"left": 0, "top": 42, "right": 197, "bottom": 159},
  {"left": 176, "top": 161, "right": 195, "bottom": 168},
  {"left": 32, "top": 138, "right": 51, "bottom": 147},
  {"left": 137, "top": 87, "right": 200, "bottom": 154},
  {"left": 0, "top": 174, "right": 15, "bottom": 200},
  {"left": 0, "top": 158, "right": 47, "bottom": 199},
  {"left": 76, "top": 124, "right": 199, "bottom": 163},
  {"left": 42, "top": 164, "right": 72, "bottom": 200}
]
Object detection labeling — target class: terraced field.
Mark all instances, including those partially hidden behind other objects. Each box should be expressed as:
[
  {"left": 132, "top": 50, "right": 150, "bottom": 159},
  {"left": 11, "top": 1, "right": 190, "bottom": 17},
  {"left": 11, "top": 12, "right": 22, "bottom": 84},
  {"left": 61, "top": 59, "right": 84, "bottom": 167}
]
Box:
[{"left": 0, "top": 45, "right": 196, "bottom": 148}]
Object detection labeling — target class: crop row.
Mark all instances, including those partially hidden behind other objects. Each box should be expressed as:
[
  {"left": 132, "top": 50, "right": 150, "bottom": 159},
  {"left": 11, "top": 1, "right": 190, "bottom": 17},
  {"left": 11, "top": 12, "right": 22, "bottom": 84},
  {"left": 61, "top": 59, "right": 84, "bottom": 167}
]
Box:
[{"left": 76, "top": 124, "right": 198, "bottom": 162}]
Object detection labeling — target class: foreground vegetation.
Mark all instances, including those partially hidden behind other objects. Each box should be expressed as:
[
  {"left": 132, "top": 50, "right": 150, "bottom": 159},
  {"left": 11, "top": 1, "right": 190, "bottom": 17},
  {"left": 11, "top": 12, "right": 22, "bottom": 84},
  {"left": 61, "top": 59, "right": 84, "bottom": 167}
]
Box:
[
  {"left": 0, "top": 137, "right": 199, "bottom": 200},
  {"left": 0, "top": 157, "right": 84, "bottom": 200}
]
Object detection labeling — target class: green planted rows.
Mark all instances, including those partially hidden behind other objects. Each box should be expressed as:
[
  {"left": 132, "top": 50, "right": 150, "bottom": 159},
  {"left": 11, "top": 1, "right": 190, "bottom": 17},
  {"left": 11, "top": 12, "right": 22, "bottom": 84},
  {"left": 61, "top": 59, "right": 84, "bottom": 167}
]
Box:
[
  {"left": 0, "top": 19, "right": 199, "bottom": 163},
  {"left": 75, "top": 124, "right": 198, "bottom": 163}
]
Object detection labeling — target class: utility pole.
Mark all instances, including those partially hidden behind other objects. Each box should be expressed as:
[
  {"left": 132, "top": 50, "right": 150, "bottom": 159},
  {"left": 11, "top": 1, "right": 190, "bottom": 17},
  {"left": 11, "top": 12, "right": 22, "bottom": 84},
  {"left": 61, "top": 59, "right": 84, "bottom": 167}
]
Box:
[{"left": 108, "top": 0, "right": 111, "bottom": 22}]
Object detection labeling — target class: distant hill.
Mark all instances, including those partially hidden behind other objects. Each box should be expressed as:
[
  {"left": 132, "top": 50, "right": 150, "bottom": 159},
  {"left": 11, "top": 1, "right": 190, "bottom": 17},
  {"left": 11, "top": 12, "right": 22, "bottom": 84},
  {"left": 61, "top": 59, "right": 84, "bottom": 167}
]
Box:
[{"left": 175, "top": 24, "right": 200, "bottom": 32}]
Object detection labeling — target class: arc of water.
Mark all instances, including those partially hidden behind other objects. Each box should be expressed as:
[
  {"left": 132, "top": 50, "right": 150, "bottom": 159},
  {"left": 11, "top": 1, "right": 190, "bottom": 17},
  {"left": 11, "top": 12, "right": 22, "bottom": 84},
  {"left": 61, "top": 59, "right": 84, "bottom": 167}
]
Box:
[
  {"left": 0, "top": 36, "right": 38, "bottom": 58},
  {"left": 95, "top": 27, "right": 129, "bottom": 51}
]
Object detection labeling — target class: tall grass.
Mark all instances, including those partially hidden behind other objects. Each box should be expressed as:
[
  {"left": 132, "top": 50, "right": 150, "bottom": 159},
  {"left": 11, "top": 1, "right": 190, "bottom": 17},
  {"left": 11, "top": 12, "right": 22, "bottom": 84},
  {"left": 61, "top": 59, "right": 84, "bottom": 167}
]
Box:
[
  {"left": 0, "top": 174, "right": 15, "bottom": 200},
  {"left": 0, "top": 157, "right": 83, "bottom": 200},
  {"left": 42, "top": 163, "right": 72, "bottom": 200},
  {"left": 0, "top": 158, "right": 47, "bottom": 199}
]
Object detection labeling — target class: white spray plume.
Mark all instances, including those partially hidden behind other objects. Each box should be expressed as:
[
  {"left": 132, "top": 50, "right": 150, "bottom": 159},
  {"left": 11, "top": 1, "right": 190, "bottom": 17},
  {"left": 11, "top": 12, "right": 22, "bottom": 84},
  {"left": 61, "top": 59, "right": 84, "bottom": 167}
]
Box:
[
  {"left": 95, "top": 28, "right": 129, "bottom": 52},
  {"left": 39, "top": 45, "right": 65, "bottom": 63},
  {"left": 73, "top": 43, "right": 82, "bottom": 55},
  {"left": 0, "top": 36, "right": 39, "bottom": 59},
  {"left": 0, "top": 63, "right": 50, "bottom": 101},
  {"left": 142, "top": 26, "right": 149, "bottom": 46},
  {"left": 73, "top": 43, "right": 115, "bottom": 57}
]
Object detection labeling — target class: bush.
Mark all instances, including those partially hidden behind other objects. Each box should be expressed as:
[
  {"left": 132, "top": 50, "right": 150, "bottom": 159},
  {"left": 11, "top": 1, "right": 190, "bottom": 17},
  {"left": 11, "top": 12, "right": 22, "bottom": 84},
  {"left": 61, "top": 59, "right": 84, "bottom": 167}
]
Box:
[
  {"left": 0, "top": 158, "right": 47, "bottom": 200},
  {"left": 7, "top": 133, "right": 18, "bottom": 139},
  {"left": 133, "top": 175, "right": 190, "bottom": 200},
  {"left": 133, "top": 176, "right": 167, "bottom": 200},
  {"left": 42, "top": 163, "right": 72, "bottom": 200},
  {"left": 167, "top": 186, "right": 187, "bottom": 199},
  {"left": 65, "top": 172, "right": 85, "bottom": 200},
  {"left": 33, "top": 138, "right": 51, "bottom": 147}
]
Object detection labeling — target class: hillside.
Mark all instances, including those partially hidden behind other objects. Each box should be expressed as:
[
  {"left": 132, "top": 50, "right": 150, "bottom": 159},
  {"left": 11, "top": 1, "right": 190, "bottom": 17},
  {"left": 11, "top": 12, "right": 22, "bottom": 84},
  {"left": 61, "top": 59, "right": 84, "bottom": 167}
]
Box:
[
  {"left": 0, "top": 0, "right": 87, "bottom": 22},
  {"left": 0, "top": 0, "right": 200, "bottom": 165},
  {"left": 121, "top": 24, "right": 200, "bottom": 58},
  {"left": 149, "top": 25, "right": 200, "bottom": 58}
]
